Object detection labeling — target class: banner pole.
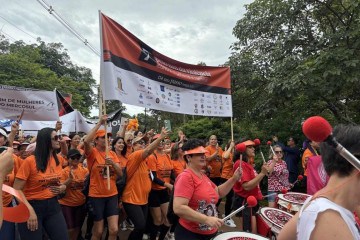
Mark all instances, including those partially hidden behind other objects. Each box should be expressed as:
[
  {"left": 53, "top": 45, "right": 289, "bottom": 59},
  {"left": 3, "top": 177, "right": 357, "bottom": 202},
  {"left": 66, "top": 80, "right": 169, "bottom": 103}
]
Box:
[{"left": 231, "top": 117, "right": 234, "bottom": 141}]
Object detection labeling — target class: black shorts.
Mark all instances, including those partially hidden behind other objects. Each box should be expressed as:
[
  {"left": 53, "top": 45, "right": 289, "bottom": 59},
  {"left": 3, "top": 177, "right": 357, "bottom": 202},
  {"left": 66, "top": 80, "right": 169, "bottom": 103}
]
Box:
[
  {"left": 148, "top": 189, "right": 170, "bottom": 208},
  {"left": 60, "top": 204, "right": 86, "bottom": 229},
  {"left": 87, "top": 195, "right": 119, "bottom": 221}
]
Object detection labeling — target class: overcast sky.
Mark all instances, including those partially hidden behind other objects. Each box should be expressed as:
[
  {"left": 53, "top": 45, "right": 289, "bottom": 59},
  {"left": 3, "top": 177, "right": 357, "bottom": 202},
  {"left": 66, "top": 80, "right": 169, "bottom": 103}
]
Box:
[{"left": 1, "top": 0, "right": 253, "bottom": 117}]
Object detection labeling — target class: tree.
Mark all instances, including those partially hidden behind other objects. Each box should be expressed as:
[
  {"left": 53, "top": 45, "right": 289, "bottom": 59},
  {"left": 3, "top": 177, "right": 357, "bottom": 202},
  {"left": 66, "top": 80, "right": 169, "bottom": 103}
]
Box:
[
  {"left": 228, "top": 0, "right": 360, "bottom": 136},
  {"left": 0, "top": 37, "right": 97, "bottom": 116}
]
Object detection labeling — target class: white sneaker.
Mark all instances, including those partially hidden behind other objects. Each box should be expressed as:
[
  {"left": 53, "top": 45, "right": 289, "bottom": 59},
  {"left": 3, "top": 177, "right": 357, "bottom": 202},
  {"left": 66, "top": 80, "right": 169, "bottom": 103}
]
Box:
[
  {"left": 142, "top": 234, "right": 149, "bottom": 240},
  {"left": 166, "top": 232, "right": 175, "bottom": 240},
  {"left": 224, "top": 218, "right": 236, "bottom": 228},
  {"left": 120, "top": 221, "right": 127, "bottom": 231}
]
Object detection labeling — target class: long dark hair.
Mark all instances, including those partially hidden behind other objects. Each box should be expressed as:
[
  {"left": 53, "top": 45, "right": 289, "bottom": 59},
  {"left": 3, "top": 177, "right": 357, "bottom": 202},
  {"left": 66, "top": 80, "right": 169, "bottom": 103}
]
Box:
[
  {"left": 112, "top": 136, "right": 127, "bottom": 157},
  {"left": 35, "top": 128, "right": 60, "bottom": 172}
]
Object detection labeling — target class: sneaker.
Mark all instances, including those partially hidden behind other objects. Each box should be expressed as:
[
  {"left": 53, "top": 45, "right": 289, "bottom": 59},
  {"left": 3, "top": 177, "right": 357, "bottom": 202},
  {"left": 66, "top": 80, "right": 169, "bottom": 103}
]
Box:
[
  {"left": 224, "top": 218, "right": 236, "bottom": 228},
  {"left": 120, "top": 221, "right": 127, "bottom": 231},
  {"left": 142, "top": 234, "right": 149, "bottom": 240},
  {"left": 126, "top": 218, "right": 135, "bottom": 229},
  {"left": 166, "top": 232, "right": 175, "bottom": 240}
]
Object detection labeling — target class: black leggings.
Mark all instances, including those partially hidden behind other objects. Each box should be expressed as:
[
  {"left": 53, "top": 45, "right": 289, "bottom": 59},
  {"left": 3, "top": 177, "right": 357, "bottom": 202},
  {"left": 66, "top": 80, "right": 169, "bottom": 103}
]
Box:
[
  {"left": 123, "top": 202, "right": 148, "bottom": 240},
  {"left": 18, "top": 197, "right": 69, "bottom": 240}
]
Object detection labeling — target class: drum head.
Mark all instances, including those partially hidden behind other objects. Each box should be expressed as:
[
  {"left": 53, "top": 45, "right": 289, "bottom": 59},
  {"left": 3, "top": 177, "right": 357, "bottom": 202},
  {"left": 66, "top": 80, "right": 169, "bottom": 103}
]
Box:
[
  {"left": 278, "top": 192, "right": 311, "bottom": 204},
  {"left": 213, "top": 231, "right": 269, "bottom": 240},
  {"left": 259, "top": 207, "right": 293, "bottom": 229}
]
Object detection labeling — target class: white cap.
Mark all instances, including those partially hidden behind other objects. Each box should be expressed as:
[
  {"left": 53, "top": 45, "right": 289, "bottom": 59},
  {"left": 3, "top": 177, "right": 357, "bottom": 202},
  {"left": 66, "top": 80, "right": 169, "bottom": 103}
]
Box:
[{"left": 0, "top": 129, "right": 8, "bottom": 138}]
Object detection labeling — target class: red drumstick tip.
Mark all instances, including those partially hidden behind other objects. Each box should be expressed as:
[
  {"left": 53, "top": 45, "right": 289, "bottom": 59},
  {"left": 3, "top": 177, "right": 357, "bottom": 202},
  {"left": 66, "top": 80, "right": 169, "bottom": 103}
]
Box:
[
  {"left": 247, "top": 196, "right": 257, "bottom": 207},
  {"left": 302, "top": 116, "right": 332, "bottom": 142},
  {"left": 235, "top": 143, "right": 247, "bottom": 152},
  {"left": 281, "top": 189, "right": 288, "bottom": 194},
  {"left": 254, "top": 139, "right": 261, "bottom": 146},
  {"left": 267, "top": 141, "right": 272, "bottom": 145},
  {"left": 298, "top": 175, "right": 304, "bottom": 180}
]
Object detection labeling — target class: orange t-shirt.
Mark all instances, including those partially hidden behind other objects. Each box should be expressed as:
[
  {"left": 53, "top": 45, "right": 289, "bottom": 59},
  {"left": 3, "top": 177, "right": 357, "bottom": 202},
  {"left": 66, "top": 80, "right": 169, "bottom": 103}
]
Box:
[
  {"left": 58, "top": 164, "right": 88, "bottom": 206},
  {"left": 205, "top": 145, "right": 224, "bottom": 178},
  {"left": 171, "top": 159, "right": 187, "bottom": 178},
  {"left": 125, "top": 146, "right": 133, "bottom": 158},
  {"left": 117, "top": 154, "right": 128, "bottom": 169},
  {"left": 122, "top": 150, "right": 152, "bottom": 205},
  {"left": 221, "top": 152, "right": 234, "bottom": 179},
  {"left": 302, "top": 148, "right": 317, "bottom": 176},
  {"left": 2, "top": 155, "right": 23, "bottom": 206},
  {"left": 86, "top": 147, "right": 120, "bottom": 198},
  {"left": 16, "top": 154, "right": 65, "bottom": 200},
  {"left": 147, "top": 152, "right": 173, "bottom": 190}
]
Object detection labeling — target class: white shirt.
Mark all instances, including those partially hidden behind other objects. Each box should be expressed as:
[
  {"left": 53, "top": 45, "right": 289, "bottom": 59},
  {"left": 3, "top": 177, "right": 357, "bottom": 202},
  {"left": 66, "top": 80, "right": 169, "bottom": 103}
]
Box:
[{"left": 297, "top": 197, "right": 360, "bottom": 240}]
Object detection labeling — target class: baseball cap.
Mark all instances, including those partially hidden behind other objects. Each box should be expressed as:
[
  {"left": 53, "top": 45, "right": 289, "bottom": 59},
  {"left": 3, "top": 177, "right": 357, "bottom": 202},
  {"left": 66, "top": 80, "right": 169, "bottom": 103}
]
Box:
[
  {"left": 0, "top": 129, "right": 8, "bottom": 138},
  {"left": 67, "top": 149, "right": 82, "bottom": 159},
  {"left": 95, "top": 129, "right": 112, "bottom": 138}
]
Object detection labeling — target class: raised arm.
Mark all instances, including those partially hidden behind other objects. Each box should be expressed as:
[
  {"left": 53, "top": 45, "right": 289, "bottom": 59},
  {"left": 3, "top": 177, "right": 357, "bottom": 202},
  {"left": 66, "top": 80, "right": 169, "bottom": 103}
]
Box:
[{"left": 83, "top": 115, "right": 107, "bottom": 155}]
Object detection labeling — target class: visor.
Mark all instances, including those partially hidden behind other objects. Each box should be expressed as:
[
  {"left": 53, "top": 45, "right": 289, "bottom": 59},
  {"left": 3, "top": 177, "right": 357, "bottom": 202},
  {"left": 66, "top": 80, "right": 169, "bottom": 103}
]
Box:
[{"left": 184, "top": 146, "right": 209, "bottom": 155}]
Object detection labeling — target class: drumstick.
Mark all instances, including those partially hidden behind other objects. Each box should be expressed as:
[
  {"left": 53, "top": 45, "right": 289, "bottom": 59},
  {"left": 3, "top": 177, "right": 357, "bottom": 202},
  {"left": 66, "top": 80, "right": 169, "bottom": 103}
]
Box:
[
  {"left": 262, "top": 192, "right": 278, "bottom": 199},
  {"left": 222, "top": 196, "right": 257, "bottom": 221},
  {"left": 260, "top": 150, "right": 266, "bottom": 164},
  {"left": 290, "top": 175, "right": 304, "bottom": 187},
  {"left": 17, "top": 109, "right": 25, "bottom": 122}
]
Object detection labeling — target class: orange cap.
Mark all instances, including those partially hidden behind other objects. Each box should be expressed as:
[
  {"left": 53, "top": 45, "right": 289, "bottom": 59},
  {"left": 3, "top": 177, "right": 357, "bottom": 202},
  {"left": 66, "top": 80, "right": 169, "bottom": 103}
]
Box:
[
  {"left": 95, "top": 129, "right": 112, "bottom": 138},
  {"left": 242, "top": 140, "right": 255, "bottom": 146},
  {"left": 184, "top": 146, "right": 209, "bottom": 155}
]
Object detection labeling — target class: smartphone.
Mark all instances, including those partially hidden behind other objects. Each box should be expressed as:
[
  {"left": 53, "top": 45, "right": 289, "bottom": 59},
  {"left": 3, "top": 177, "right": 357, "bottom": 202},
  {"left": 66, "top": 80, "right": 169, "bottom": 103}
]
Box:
[
  {"left": 0, "top": 146, "right": 8, "bottom": 154},
  {"left": 164, "top": 120, "right": 172, "bottom": 132}
]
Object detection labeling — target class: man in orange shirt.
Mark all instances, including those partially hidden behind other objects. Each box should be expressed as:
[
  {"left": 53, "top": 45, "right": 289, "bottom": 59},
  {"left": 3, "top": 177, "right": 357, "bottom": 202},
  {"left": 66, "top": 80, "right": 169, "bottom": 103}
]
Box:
[{"left": 83, "top": 115, "right": 122, "bottom": 240}]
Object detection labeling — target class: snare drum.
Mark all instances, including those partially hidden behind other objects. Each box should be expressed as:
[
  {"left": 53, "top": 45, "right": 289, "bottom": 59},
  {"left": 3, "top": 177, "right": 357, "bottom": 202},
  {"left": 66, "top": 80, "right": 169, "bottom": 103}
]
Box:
[
  {"left": 256, "top": 207, "right": 293, "bottom": 240},
  {"left": 277, "top": 192, "right": 311, "bottom": 214},
  {"left": 213, "top": 231, "right": 268, "bottom": 240}
]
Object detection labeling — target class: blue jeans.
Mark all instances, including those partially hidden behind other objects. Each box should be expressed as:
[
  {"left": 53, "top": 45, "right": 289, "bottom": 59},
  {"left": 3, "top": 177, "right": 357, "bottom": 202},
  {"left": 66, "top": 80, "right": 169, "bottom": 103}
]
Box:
[
  {"left": 0, "top": 220, "right": 15, "bottom": 239},
  {"left": 18, "top": 197, "right": 69, "bottom": 240}
]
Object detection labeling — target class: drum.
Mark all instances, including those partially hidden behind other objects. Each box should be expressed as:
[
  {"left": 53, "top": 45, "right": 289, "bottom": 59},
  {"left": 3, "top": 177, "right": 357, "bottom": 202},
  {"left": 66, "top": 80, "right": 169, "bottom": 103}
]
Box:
[
  {"left": 277, "top": 192, "right": 311, "bottom": 214},
  {"left": 213, "top": 232, "right": 268, "bottom": 240},
  {"left": 256, "top": 207, "right": 293, "bottom": 240}
]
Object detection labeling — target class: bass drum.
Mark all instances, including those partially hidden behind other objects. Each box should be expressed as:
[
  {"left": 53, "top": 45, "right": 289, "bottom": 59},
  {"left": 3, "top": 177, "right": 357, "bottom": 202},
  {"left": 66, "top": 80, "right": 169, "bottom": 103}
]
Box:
[{"left": 213, "top": 231, "right": 269, "bottom": 240}]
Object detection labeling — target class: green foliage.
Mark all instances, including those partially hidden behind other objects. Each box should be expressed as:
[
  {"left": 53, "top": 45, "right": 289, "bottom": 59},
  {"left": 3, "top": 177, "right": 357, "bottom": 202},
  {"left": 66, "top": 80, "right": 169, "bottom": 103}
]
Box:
[
  {"left": 0, "top": 37, "right": 97, "bottom": 116},
  {"left": 227, "top": 0, "right": 360, "bottom": 139}
]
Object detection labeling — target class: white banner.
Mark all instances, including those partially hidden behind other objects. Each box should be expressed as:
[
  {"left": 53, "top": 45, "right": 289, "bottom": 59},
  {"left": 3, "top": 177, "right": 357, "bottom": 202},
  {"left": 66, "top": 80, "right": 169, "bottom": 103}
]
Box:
[
  {"left": 3, "top": 110, "right": 95, "bottom": 133},
  {"left": 0, "top": 85, "right": 59, "bottom": 121}
]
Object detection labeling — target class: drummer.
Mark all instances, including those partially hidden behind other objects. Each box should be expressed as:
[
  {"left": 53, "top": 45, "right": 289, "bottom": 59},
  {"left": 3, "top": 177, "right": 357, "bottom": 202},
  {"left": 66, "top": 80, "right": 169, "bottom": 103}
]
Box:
[
  {"left": 232, "top": 140, "right": 269, "bottom": 233},
  {"left": 278, "top": 124, "right": 360, "bottom": 240},
  {"left": 266, "top": 145, "right": 291, "bottom": 208},
  {"left": 173, "top": 139, "right": 242, "bottom": 240}
]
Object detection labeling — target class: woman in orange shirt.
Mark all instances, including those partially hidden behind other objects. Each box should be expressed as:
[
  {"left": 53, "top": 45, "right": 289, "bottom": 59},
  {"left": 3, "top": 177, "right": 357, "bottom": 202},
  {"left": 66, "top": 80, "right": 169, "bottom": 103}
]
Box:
[
  {"left": 59, "top": 149, "right": 88, "bottom": 240},
  {"left": 14, "top": 127, "right": 69, "bottom": 240},
  {"left": 122, "top": 128, "right": 170, "bottom": 240},
  {"left": 171, "top": 141, "right": 186, "bottom": 178},
  {"left": 147, "top": 134, "right": 174, "bottom": 240}
]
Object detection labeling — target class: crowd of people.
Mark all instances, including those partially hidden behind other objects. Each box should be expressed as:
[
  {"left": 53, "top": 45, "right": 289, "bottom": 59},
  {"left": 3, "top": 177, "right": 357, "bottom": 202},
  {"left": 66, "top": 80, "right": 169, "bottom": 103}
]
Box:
[{"left": 0, "top": 116, "right": 359, "bottom": 240}]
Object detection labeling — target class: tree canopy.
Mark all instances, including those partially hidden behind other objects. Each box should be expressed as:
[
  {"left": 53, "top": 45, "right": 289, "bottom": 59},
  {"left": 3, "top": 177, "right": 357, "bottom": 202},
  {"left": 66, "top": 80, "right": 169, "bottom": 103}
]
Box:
[
  {"left": 0, "top": 37, "right": 97, "bottom": 116},
  {"left": 227, "top": 0, "right": 360, "bottom": 139}
]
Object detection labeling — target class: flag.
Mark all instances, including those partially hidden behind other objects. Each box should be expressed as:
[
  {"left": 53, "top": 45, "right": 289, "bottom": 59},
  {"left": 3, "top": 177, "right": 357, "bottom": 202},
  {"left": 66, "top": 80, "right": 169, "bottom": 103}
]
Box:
[
  {"left": 56, "top": 90, "right": 74, "bottom": 116},
  {"left": 106, "top": 108, "right": 122, "bottom": 136},
  {"left": 100, "top": 13, "right": 232, "bottom": 117},
  {"left": 0, "top": 85, "right": 59, "bottom": 121},
  {"left": 307, "top": 155, "right": 329, "bottom": 195}
]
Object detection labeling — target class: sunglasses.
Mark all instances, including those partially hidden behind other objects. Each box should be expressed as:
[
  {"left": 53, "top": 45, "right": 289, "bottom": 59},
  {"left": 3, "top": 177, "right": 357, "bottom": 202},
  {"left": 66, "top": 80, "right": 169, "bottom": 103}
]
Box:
[
  {"left": 134, "top": 140, "right": 145, "bottom": 145},
  {"left": 275, "top": 151, "right": 283, "bottom": 154},
  {"left": 51, "top": 136, "right": 60, "bottom": 141}
]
